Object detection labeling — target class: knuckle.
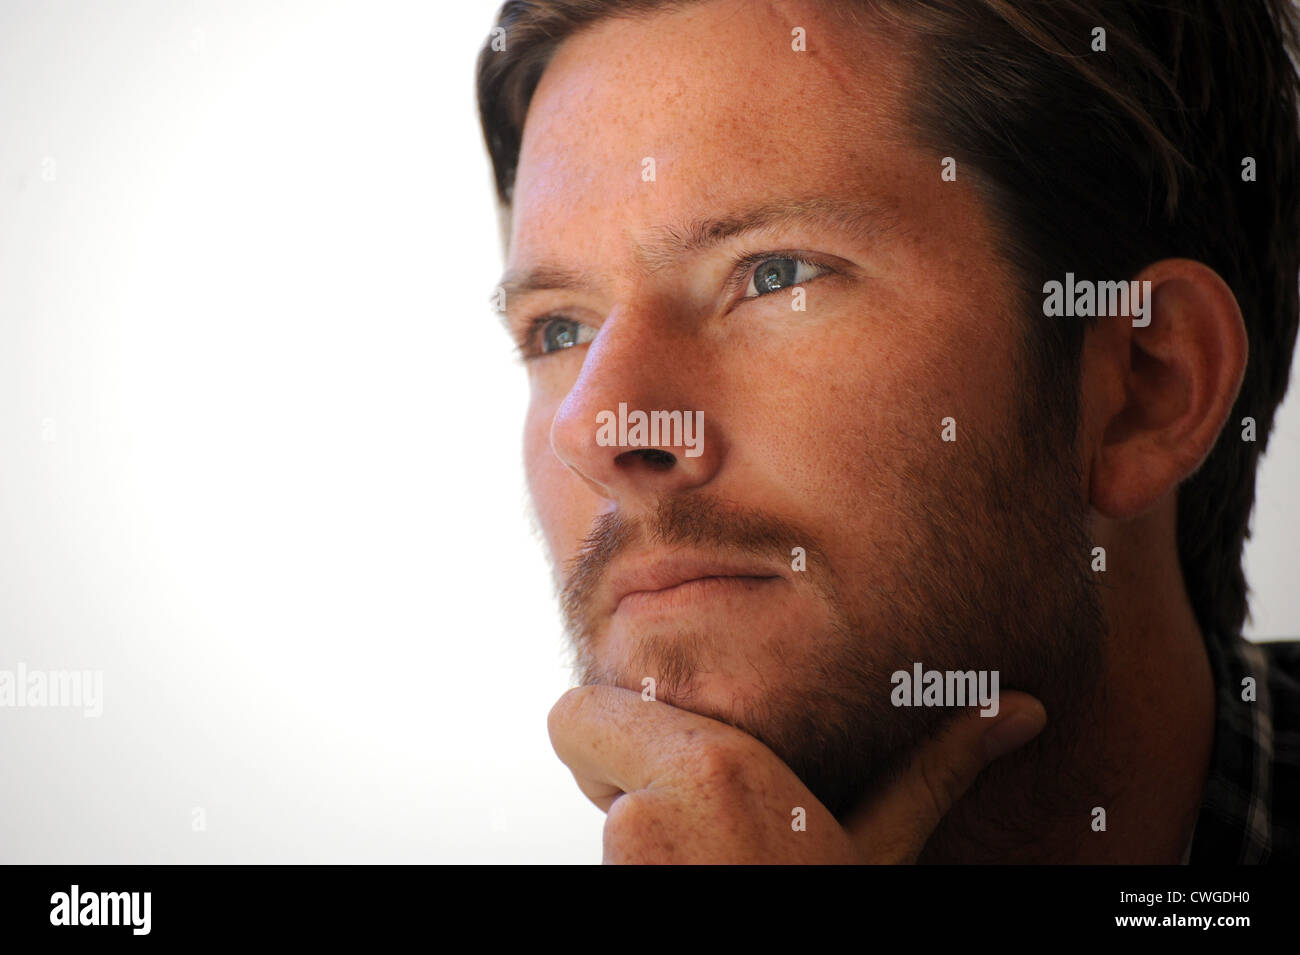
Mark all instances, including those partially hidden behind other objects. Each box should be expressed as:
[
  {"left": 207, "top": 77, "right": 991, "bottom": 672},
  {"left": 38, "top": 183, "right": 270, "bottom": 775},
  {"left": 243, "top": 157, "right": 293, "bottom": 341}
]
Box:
[
  {"left": 547, "top": 685, "right": 597, "bottom": 738},
  {"left": 602, "top": 795, "right": 662, "bottom": 861},
  {"left": 689, "top": 738, "right": 752, "bottom": 792},
  {"left": 603, "top": 793, "right": 641, "bottom": 835}
]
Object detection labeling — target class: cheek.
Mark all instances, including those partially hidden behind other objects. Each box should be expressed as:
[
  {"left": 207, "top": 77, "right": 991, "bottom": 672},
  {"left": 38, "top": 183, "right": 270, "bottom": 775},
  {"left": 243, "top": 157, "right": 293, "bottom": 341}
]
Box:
[
  {"left": 523, "top": 397, "right": 562, "bottom": 521},
  {"left": 523, "top": 395, "right": 592, "bottom": 565},
  {"left": 711, "top": 302, "right": 996, "bottom": 587},
  {"left": 522, "top": 397, "right": 552, "bottom": 501},
  {"left": 717, "top": 310, "right": 925, "bottom": 510}
]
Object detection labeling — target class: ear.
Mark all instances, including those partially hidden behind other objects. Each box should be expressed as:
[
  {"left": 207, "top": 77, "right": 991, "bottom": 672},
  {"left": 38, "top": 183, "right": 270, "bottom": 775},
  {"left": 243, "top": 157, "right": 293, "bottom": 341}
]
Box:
[{"left": 1084, "top": 258, "right": 1248, "bottom": 520}]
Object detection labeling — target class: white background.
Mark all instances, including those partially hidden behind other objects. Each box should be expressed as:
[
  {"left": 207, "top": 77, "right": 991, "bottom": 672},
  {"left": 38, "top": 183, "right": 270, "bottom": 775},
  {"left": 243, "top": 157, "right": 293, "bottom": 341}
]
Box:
[{"left": 1, "top": 0, "right": 1295, "bottom": 863}]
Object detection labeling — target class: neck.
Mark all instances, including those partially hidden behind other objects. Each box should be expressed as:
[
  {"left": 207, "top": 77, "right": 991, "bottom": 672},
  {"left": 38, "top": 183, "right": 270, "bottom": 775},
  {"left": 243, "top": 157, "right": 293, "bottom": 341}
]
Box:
[{"left": 922, "top": 505, "right": 1216, "bottom": 863}]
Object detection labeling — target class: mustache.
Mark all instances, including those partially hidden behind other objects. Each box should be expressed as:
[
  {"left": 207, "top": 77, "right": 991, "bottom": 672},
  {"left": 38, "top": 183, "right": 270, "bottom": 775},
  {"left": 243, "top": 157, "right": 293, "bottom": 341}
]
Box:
[{"left": 559, "top": 493, "right": 827, "bottom": 638}]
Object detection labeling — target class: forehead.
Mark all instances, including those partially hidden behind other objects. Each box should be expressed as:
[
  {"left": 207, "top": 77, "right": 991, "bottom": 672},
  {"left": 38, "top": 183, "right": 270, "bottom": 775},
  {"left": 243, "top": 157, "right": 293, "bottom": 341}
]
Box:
[{"left": 508, "top": 0, "right": 916, "bottom": 257}]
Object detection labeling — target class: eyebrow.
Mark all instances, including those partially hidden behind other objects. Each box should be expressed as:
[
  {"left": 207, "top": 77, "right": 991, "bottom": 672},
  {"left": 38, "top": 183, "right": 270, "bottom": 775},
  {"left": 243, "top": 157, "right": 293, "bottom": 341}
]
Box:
[
  {"left": 495, "top": 194, "right": 895, "bottom": 308},
  {"left": 635, "top": 194, "right": 895, "bottom": 272}
]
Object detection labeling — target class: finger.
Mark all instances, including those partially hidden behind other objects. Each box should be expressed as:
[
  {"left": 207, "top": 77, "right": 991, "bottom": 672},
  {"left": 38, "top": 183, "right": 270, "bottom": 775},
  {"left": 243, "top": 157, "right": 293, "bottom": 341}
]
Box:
[
  {"left": 844, "top": 691, "right": 1047, "bottom": 861},
  {"left": 547, "top": 683, "right": 755, "bottom": 811}
]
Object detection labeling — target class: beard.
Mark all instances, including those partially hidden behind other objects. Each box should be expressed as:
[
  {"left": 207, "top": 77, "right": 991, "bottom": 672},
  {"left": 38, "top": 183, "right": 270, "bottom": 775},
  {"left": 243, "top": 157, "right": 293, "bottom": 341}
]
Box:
[{"left": 552, "top": 349, "right": 1108, "bottom": 837}]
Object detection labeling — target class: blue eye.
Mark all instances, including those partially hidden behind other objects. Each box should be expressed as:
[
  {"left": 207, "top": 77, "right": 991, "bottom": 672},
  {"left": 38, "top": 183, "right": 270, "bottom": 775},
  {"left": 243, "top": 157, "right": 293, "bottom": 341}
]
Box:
[
  {"left": 743, "top": 256, "right": 829, "bottom": 298},
  {"left": 537, "top": 316, "right": 596, "bottom": 355}
]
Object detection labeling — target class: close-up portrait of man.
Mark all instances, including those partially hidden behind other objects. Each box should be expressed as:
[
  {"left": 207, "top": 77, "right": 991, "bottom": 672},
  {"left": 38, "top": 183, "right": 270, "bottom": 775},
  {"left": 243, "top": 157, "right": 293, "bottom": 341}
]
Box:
[
  {"left": 476, "top": 0, "right": 1300, "bottom": 865},
  {"left": 10, "top": 0, "right": 1300, "bottom": 926}
]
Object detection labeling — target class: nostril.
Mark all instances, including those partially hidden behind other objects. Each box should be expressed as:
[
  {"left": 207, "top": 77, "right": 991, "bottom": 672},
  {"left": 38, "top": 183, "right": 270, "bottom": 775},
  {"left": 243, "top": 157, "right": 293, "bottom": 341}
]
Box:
[{"left": 617, "top": 448, "right": 676, "bottom": 471}]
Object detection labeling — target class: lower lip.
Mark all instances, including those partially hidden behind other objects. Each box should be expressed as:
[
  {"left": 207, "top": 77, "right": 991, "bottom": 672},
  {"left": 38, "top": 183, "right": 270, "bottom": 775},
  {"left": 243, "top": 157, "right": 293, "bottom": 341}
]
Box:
[{"left": 615, "top": 575, "right": 782, "bottom": 615}]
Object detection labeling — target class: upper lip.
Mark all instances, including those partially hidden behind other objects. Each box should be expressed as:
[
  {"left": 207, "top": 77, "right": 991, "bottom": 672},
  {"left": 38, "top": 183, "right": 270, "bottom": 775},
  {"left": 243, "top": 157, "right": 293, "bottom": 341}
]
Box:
[{"left": 607, "top": 551, "right": 787, "bottom": 611}]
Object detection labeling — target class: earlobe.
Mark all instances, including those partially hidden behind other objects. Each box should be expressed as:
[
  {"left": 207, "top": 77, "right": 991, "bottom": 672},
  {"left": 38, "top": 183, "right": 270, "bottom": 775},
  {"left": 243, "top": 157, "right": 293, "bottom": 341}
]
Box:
[{"left": 1088, "top": 258, "right": 1247, "bottom": 521}]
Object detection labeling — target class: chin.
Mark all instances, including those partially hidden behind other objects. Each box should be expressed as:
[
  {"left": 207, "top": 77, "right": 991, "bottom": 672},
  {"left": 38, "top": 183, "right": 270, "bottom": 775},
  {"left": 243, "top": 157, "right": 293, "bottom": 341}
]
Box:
[{"left": 590, "top": 622, "right": 834, "bottom": 725}]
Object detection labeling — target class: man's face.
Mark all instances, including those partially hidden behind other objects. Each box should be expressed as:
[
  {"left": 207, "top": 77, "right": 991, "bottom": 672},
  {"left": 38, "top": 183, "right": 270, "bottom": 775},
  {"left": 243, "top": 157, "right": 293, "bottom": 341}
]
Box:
[{"left": 505, "top": 0, "right": 1104, "bottom": 816}]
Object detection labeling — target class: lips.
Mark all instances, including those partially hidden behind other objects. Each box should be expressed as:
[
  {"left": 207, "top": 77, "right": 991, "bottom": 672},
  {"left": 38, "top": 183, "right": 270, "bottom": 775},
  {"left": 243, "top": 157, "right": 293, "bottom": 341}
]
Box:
[{"left": 607, "top": 552, "right": 786, "bottom": 614}]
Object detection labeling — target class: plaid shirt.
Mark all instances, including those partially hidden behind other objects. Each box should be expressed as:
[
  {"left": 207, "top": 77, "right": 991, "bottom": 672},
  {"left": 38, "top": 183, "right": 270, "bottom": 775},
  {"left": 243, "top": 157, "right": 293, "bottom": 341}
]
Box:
[{"left": 1186, "top": 633, "right": 1300, "bottom": 863}]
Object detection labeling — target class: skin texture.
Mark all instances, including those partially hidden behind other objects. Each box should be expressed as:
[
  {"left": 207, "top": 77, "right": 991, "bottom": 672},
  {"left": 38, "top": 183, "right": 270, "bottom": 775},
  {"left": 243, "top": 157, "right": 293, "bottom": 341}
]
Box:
[{"left": 502, "top": 0, "right": 1243, "bottom": 863}]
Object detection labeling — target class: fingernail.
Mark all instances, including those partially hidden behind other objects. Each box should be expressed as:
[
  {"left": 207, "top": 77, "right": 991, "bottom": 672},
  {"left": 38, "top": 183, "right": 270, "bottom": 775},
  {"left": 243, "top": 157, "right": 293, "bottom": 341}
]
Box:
[{"left": 982, "top": 710, "right": 1045, "bottom": 762}]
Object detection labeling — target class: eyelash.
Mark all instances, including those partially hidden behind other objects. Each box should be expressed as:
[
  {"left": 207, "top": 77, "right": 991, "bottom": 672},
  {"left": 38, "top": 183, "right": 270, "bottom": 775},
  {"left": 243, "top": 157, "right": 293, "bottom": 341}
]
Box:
[
  {"left": 512, "top": 250, "right": 837, "bottom": 361},
  {"left": 726, "top": 249, "right": 835, "bottom": 299}
]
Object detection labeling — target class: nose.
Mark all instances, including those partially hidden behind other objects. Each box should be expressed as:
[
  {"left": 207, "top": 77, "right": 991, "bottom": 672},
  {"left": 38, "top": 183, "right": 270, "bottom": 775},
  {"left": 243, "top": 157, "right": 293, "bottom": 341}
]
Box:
[{"left": 548, "top": 306, "right": 725, "bottom": 509}]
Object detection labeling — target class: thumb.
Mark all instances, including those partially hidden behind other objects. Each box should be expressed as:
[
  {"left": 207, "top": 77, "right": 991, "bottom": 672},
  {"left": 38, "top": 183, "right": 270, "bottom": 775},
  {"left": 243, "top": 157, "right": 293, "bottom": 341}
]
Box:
[{"left": 844, "top": 691, "right": 1047, "bottom": 862}]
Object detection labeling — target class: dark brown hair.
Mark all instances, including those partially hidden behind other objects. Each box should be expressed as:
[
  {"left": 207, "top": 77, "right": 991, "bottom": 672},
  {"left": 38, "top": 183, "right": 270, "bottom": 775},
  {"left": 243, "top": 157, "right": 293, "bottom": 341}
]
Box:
[{"left": 476, "top": 0, "right": 1300, "bottom": 642}]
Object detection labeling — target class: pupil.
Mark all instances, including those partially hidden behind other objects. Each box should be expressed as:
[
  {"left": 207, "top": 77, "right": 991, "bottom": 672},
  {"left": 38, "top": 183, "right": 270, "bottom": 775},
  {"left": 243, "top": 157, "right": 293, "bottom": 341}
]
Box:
[
  {"left": 758, "top": 259, "right": 797, "bottom": 292},
  {"left": 548, "top": 323, "right": 574, "bottom": 349}
]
